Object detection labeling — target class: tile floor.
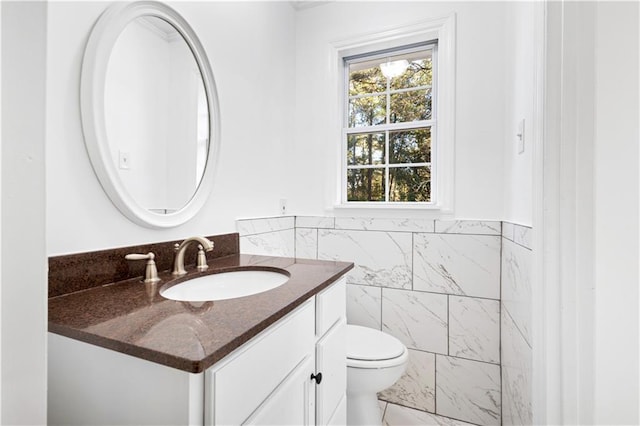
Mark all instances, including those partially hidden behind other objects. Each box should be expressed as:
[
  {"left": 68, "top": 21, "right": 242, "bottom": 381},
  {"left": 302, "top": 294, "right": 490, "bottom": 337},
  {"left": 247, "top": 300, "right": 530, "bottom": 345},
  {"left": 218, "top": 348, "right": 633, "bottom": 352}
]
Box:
[{"left": 380, "top": 400, "right": 477, "bottom": 426}]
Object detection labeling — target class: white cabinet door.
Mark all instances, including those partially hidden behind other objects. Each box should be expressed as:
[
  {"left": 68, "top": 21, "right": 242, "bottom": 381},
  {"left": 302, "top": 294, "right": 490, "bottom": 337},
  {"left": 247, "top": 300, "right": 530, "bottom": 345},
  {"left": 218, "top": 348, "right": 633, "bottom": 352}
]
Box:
[
  {"left": 207, "top": 301, "right": 314, "bottom": 425},
  {"left": 315, "top": 319, "right": 346, "bottom": 425},
  {"left": 245, "top": 355, "right": 316, "bottom": 426}
]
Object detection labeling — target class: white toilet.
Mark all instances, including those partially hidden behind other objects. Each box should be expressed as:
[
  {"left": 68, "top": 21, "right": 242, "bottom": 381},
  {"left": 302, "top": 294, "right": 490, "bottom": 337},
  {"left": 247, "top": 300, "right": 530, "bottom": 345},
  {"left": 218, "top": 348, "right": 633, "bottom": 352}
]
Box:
[{"left": 346, "top": 325, "right": 409, "bottom": 425}]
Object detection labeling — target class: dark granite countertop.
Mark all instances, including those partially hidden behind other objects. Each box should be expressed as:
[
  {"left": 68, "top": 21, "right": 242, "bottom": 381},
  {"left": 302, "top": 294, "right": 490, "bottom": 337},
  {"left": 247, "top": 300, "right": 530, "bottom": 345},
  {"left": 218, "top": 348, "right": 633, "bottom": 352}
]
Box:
[{"left": 49, "top": 253, "right": 353, "bottom": 373}]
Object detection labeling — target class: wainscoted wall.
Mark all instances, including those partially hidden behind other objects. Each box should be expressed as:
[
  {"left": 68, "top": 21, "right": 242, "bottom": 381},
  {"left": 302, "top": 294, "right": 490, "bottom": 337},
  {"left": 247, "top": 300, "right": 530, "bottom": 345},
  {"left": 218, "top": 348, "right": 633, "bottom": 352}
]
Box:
[
  {"left": 297, "top": 217, "right": 502, "bottom": 426},
  {"left": 501, "top": 223, "right": 533, "bottom": 425},
  {"left": 237, "top": 216, "right": 533, "bottom": 426},
  {"left": 236, "top": 216, "right": 295, "bottom": 257}
]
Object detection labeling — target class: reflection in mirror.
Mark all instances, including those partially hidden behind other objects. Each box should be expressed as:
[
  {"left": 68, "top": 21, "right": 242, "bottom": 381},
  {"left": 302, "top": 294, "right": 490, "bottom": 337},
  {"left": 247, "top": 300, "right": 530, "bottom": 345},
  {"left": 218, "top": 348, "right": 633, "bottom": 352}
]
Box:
[{"left": 105, "top": 16, "right": 209, "bottom": 214}]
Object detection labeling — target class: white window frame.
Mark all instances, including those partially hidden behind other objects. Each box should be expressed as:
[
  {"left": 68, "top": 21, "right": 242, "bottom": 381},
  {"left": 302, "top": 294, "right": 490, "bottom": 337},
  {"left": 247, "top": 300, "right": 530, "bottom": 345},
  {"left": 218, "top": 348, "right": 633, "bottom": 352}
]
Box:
[
  {"left": 330, "top": 15, "right": 456, "bottom": 212},
  {"left": 343, "top": 42, "right": 437, "bottom": 204}
]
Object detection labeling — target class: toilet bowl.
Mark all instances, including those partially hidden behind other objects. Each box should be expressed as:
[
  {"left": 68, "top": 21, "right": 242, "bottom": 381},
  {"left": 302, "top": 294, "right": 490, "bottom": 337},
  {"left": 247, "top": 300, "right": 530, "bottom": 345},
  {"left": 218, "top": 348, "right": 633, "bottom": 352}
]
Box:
[{"left": 346, "top": 325, "right": 408, "bottom": 426}]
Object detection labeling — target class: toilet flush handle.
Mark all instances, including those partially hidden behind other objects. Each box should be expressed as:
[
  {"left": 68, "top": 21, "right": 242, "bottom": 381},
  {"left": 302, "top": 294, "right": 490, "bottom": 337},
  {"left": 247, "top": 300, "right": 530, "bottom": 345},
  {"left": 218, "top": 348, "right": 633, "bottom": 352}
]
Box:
[{"left": 311, "top": 372, "right": 323, "bottom": 384}]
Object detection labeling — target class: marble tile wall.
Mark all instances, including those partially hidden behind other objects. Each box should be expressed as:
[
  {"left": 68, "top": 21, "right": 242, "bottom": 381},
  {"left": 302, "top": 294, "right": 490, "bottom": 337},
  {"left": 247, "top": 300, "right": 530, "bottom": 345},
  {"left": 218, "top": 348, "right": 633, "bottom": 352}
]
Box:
[
  {"left": 299, "top": 216, "right": 502, "bottom": 426},
  {"left": 236, "top": 216, "right": 295, "bottom": 257},
  {"left": 237, "top": 215, "right": 533, "bottom": 426},
  {"left": 501, "top": 223, "right": 533, "bottom": 425}
]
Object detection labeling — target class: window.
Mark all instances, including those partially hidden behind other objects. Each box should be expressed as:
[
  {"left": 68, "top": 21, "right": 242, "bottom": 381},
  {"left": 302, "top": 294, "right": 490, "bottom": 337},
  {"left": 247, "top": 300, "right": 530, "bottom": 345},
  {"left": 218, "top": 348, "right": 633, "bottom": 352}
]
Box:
[{"left": 343, "top": 42, "right": 437, "bottom": 204}]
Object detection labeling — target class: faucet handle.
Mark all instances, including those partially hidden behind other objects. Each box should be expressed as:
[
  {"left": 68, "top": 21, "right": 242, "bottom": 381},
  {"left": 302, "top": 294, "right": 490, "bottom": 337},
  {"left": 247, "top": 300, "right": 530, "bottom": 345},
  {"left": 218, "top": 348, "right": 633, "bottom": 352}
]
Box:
[
  {"left": 125, "top": 252, "right": 161, "bottom": 284},
  {"left": 125, "top": 253, "right": 152, "bottom": 261},
  {"left": 196, "top": 245, "right": 209, "bottom": 272}
]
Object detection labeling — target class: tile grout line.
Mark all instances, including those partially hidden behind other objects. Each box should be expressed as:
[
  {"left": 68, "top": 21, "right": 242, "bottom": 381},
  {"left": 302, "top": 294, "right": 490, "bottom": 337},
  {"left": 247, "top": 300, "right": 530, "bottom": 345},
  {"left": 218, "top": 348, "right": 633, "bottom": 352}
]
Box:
[
  {"left": 499, "top": 223, "right": 504, "bottom": 425},
  {"left": 380, "top": 401, "right": 388, "bottom": 423},
  {"left": 371, "top": 284, "right": 500, "bottom": 303},
  {"left": 253, "top": 216, "right": 505, "bottom": 233},
  {"left": 434, "top": 352, "right": 438, "bottom": 416},
  {"left": 315, "top": 228, "right": 502, "bottom": 236},
  {"left": 403, "top": 347, "right": 501, "bottom": 367},
  {"left": 238, "top": 227, "right": 295, "bottom": 238},
  {"left": 411, "top": 232, "right": 416, "bottom": 291},
  {"left": 380, "top": 286, "right": 384, "bottom": 331},
  {"left": 446, "top": 354, "right": 501, "bottom": 366},
  {"left": 383, "top": 401, "right": 483, "bottom": 426},
  {"left": 313, "top": 228, "right": 318, "bottom": 260},
  {"left": 447, "top": 294, "right": 450, "bottom": 356}
]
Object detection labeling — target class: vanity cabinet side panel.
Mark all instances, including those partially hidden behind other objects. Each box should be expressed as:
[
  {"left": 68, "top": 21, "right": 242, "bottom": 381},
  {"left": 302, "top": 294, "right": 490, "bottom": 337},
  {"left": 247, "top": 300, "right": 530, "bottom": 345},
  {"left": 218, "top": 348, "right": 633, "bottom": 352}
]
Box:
[{"left": 48, "top": 333, "right": 202, "bottom": 426}]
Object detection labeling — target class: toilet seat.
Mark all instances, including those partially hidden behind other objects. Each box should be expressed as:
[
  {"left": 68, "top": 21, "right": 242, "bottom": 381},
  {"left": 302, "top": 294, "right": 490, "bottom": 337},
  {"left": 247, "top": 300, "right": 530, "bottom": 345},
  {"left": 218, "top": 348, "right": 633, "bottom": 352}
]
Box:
[{"left": 346, "top": 325, "right": 408, "bottom": 369}]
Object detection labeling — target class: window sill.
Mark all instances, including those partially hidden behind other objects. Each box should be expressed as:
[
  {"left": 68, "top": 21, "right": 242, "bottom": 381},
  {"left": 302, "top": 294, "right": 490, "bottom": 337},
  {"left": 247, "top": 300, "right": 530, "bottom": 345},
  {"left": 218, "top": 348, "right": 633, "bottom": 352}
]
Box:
[{"left": 333, "top": 202, "right": 452, "bottom": 213}]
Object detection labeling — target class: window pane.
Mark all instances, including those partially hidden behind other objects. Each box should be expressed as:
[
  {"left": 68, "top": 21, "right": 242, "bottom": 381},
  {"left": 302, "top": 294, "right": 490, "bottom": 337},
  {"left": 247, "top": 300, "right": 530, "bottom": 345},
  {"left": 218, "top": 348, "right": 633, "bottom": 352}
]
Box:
[
  {"left": 348, "top": 133, "right": 385, "bottom": 165},
  {"left": 349, "top": 95, "right": 386, "bottom": 127},
  {"left": 347, "top": 168, "right": 385, "bottom": 201},
  {"left": 390, "top": 56, "right": 433, "bottom": 90},
  {"left": 344, "top": 44, "right": 437, "bottom": 205},
  {"left": 390, "top": 89, "right": 432, "bottom": 123},
  {"left": 389, "top": 166, "right": 431, "bottom": 202},
  {"left": 389, "top": 128, "right": 431, "bottom": 164},
  {"left": 349, "top": 63, "right": 387, "bottom": 96}
]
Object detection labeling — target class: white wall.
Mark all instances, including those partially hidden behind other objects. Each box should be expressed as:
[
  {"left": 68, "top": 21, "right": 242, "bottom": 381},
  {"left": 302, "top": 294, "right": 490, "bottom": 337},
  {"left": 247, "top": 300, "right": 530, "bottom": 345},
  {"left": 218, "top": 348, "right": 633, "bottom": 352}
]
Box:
[
  {"left": 0, "top": 3, "right": 3, "bottom": 419},
  {"left": 292, "top": 2, "right": 508, "bottom": 219},
  {"left": 593, "top": 2, "right": 639, "bottom": 423},
  {"left": 502, "top": 1, "right": 537, "bottom": 226},
  {"left": 46, "top": 1, "right": 296, "bottom": 255},
  {"left": 500, "top": 3, "right": 539, "bottom": 422},
  {"left": 1, "top": 2, "right": 48, "bottom": 424},
  {"left": 0, "top": 1, "right": 3, "bottom": 418}
]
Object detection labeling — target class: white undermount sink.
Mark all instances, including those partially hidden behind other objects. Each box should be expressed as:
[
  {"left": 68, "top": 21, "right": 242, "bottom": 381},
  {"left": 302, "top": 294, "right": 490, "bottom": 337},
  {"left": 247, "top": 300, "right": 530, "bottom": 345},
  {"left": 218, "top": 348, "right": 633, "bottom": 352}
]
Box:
[{"left": 160, "top": 269, "right": 290, "bottom": 302}]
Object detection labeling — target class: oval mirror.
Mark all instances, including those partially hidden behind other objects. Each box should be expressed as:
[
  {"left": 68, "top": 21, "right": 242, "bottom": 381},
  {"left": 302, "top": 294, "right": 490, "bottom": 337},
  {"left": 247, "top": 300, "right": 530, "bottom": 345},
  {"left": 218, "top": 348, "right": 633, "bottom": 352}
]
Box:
[{"left": 81, "top": 1, "right": 220, "bottom": 228}]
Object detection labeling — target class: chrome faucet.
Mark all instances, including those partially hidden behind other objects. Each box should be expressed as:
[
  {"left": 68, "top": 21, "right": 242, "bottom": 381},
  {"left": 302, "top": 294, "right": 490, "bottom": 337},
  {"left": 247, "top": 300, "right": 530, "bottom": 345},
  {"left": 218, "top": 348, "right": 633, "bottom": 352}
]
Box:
[{"left": 172, "top": 237, "right": 214, "bottom": 276}]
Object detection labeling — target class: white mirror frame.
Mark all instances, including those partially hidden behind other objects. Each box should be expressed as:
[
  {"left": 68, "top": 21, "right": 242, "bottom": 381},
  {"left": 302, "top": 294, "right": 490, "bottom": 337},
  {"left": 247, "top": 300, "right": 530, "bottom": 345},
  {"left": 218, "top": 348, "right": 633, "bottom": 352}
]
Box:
[{"left": 81, "top": 1, "right": 220, "bottom": 228}]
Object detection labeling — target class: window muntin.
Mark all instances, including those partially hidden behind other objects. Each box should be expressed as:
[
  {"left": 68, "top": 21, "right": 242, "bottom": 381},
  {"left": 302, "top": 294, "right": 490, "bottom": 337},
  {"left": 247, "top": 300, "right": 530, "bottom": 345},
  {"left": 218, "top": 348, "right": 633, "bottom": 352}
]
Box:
[{"left": 344, "top": 43, "right": 436, "bottom": 204}]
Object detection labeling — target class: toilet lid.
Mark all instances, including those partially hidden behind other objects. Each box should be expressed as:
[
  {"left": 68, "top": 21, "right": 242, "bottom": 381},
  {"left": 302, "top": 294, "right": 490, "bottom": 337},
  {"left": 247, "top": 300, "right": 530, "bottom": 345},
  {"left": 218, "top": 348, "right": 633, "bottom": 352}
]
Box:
[{"left": 346, "top": 325, "right": 406, "bottom": 361}]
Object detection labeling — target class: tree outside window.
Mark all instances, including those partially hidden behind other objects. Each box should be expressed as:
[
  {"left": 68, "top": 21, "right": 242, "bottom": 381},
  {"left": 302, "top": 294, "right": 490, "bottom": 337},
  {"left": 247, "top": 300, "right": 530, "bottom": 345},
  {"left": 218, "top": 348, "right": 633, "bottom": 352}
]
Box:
[{"left": 344, "top": 44, "right": 436, "bottom": 203}]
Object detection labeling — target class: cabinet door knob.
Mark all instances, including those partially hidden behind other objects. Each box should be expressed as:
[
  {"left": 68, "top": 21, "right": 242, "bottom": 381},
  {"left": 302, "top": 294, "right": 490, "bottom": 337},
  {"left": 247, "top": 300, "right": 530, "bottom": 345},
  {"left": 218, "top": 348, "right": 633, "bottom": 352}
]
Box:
[{"left": 310, "top": 372, "right": 323, "bottom": 384}]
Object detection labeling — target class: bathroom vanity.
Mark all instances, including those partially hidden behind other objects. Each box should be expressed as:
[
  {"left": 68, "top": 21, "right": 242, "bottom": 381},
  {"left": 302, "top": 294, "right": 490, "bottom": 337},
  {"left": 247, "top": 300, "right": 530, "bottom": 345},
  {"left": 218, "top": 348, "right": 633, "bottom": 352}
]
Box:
[
  {"left": 48, "top": 233, "right": 353, "bottom": 425},
  {"left": 50, "top": 3, "right": 354, "bottom": 423}
]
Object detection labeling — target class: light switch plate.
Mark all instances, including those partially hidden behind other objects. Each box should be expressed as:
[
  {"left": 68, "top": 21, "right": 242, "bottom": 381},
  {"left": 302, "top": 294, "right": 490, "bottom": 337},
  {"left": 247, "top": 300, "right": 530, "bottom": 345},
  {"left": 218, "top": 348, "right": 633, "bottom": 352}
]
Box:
[
  {"left": 517, "top": 119, "right": 525, "bottom": 154},
  {"left": 119, "top": 150, "right": 130, "bottom": 169}
]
